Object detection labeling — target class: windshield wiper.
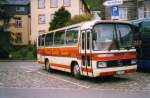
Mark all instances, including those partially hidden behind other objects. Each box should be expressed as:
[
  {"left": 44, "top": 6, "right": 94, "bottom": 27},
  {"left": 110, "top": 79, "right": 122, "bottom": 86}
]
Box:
[
  {"left": 118, "top": 30, "right": 123, "bottom": 44},
  {"left": 108, "top": 30, "right": 118, "bottom": 51}
]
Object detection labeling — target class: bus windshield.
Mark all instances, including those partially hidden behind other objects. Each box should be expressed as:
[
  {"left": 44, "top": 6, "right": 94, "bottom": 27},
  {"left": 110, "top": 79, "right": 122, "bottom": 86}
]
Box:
[
  {"left": 93, "top": 24, "right": 117, "bottom": 51},
  {"left": 117, "top": 24, "right": 133, "bottom": 49},
  {"left": 93, "top": 23, "right": 134, "bottom": 51}
]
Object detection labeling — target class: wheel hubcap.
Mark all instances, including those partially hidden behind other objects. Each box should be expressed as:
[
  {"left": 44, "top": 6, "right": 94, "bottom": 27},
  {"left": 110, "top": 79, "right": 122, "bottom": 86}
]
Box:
[
  {"left": 46, "top": 61, "right": 49, "bottom": 70},
  {"left": 74, "top": 65, "right": 80, "bottom": 75}
]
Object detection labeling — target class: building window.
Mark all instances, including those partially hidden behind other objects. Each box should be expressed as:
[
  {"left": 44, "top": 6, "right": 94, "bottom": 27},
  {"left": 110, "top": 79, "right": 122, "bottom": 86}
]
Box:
[
  {"left": 38, "top": 15, "right": 45, "bottom": 24},
  {"left": 119, "top": 7, "right": 127, "bottom": 20},
  {"left": 16, "top": 6, "right": 25, "bottom": 12},
  {"left": 15, "top": 17, "right": 22, "bottom": 28},
  {"left": 16, "top": 33, "right": 22, "bottom": 43},
  {"left": 38, "top": 0, "right": 45, "bottom": 9},
  {"left": 138, "top": 7, "right": 144, "bottom": 19},
  {"left": 146, "top": 7, "right": 150, "bottom": 18},
  {"left": 63, "top": 0, "right": 71, "bottom": 7},
  {"left": 50, "top": 0, "right": 58, "bottom": 8},
  {"left": 138, "top": 7, "right": 150, "bottom": 19}
]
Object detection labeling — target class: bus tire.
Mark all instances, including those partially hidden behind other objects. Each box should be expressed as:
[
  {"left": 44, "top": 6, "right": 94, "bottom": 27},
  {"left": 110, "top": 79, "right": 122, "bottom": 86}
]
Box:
[
  {"left": 45, "top": 59, "right": 52, "bottom": 72},
  {"left": 72, "top": 64, "right": 81, "bottom": 79}
]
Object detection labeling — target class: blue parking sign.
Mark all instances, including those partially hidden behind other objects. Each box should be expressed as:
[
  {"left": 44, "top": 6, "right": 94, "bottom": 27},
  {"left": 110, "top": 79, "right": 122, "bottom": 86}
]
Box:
[{"left": 111, "top": 6, "right": 119, "bottom": 19}]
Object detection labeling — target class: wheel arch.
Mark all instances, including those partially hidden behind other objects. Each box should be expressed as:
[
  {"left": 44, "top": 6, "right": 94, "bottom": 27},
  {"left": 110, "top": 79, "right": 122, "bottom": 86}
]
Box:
[
  {"left": 71, "top": 61, "right": 79, "bottom": 74},
  {"left": 44, "top": 58, "right": 49, "bottom": 64}
]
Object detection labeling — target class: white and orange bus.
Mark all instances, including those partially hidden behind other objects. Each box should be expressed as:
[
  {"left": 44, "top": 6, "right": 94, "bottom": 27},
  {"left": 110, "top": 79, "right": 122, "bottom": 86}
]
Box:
[{"left": 37, "top": 20, "right": 137, "bottom": 79}]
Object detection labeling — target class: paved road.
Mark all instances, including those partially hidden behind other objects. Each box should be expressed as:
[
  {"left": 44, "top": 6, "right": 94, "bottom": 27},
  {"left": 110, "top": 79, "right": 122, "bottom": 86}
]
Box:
[
  {"left": 0, "top": 61, "right": 150, "bottom": 98},
  {"left": 0, "top": 87, "right": 150, "bottom": 98}
]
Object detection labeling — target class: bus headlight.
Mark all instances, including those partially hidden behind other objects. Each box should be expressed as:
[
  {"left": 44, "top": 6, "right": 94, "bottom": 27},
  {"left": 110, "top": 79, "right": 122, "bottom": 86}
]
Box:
[
  {"left": 131, "top": 59, "right": 136, "bottom": 65},
  {"left": 97, "top": 61, "right": 107, "bottom": 68}
]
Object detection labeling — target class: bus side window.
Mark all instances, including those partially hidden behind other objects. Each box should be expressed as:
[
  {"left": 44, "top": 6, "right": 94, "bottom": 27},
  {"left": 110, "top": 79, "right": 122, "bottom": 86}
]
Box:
[
  {"left": 66, "top": 28, "right": 79, "bottom": 44},
  {"left": 45, "top": 33, "right": 54, "bottom": 46},
  {"left": 54, "top": 30, "right": 65, "bottom": 45}
]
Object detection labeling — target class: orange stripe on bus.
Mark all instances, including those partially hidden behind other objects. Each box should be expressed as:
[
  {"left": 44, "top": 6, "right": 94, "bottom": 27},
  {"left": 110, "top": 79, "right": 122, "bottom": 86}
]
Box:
[
  {"left": 37, "top": 47, "right": 79, "bottom": 57},
  {"left": 100, "top": 71, "right": 115, "bottom": 76},
  {"left": 51, "top": 63, "right": 70, "bottom": 69},
  {"left": 125, "top": 68, "right": 137, "bottom": 73}
]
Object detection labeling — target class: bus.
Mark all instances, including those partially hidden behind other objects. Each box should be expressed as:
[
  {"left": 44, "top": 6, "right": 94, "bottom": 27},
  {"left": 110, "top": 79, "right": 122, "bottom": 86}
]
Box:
[
  {"left": 37, "top": 20, "right": 137, "bottom": 79},
  {"left": 130, "top": 18, "right": 150, "bottom": 71}
]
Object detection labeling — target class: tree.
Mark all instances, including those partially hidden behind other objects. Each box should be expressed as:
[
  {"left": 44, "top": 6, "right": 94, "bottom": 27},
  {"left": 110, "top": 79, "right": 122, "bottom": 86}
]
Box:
[
  {"left": 0, "top": 0, "right": 13, "bottom": 58},
  {"left": 66, "top": 13, "right": 92, "bottom": 26},
  {"left": 0, "top": 27, "right": 12, "bottom": 58},
  {"left": 0, "top": 0, "right": 11, "bottom": 27},
  {"left": 49, "top": 7, "right": 71, "bottom": 30}
]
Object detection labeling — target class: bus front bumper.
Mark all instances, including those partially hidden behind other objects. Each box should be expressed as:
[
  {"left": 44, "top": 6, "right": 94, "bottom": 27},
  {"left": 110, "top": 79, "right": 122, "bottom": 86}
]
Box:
[{"left": 93, "top": 65, "right": 137, "bottom": 77}]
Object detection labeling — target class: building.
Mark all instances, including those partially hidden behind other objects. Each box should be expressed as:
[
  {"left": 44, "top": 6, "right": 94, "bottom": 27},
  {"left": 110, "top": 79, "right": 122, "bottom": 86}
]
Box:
[
  {"left": 0, "top": 0, "right": 31, "bottom": 45},
  {"left": 103, "top": 0, "right": 150, "bottom": 20},
  {"left": 137, "top": 0, "right": 150, "bottom": 19},
  {"left": 30, "top": 0, "right": 90, "bottom": 43}
]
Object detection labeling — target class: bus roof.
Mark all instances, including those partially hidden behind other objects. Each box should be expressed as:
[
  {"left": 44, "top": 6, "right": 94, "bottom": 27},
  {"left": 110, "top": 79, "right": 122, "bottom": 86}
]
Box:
[{"left": 48, "top": 19, "right": 129, "bottom": 33}]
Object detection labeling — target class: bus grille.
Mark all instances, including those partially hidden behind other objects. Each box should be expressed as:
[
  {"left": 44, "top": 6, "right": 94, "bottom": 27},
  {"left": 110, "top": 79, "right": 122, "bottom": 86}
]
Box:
[{"left": 107, "top": 59, "right": 131, "bottom": 67}]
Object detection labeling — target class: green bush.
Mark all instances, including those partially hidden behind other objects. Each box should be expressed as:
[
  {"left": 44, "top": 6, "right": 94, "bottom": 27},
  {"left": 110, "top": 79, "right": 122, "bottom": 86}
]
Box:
[
  {"left": 11, "top": 45, "right": 36, "bottom": 60},
  {"left": 49, "top": 7, "right": 71, "bottom": 30},
  {"left": 66, "top": 13, "right": 92, "bottom": 26}
]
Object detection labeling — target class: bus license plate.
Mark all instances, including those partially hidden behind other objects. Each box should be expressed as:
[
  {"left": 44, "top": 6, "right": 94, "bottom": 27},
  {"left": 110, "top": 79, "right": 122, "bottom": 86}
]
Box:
[{"left": 116, "top": 71, "right": 125, "bottom": 75}]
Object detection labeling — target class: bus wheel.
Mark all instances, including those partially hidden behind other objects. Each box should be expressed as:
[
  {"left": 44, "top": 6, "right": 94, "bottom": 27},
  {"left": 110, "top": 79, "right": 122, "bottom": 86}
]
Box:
[
  {"left": 45, "top": 60, "right": 51, "bottom": 72},
  {"left": 73, "top": 64, "right": 81, "bottom": 79}
]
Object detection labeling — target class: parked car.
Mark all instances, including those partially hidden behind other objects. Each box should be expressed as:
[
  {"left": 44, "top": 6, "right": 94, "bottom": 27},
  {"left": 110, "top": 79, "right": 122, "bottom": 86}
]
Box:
[{"left": 130, "top": 18, "right": 150, "bottom": 71}]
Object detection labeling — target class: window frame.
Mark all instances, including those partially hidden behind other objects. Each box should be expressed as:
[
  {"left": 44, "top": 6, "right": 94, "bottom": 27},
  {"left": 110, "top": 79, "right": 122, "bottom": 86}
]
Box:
[
  {"left": 15, "top": 17, "right": 22, "bottom": 28},
  {"left": 16, "top": 6, "right": 25, "bottom": 12},
  {"left": 38, "top": 14, "right": 46, "bottom": 24},
  {"left": 50, "top": 0, "right": 58, "bottom": 8},
  {"left": 15, "top": 32, "right": 22, "bottom": 43},
  {"left": 45, "top": 32, "right": 54, "bottom": 46},
  {"left": 54, "top": 30, "right": 66, "bottom": 46},
  {"left": 38, "top": 0, "right": 45, "bottom": 9},
  {"left": 66, "top": 27, "right": 79, "bottom": 45},
  {"left": 63, "top": 0, "right": 71, "bottom": 7}
]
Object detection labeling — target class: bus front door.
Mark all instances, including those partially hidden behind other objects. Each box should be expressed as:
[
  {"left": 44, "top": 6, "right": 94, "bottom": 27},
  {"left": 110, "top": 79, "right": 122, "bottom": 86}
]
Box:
[{"left": 81, "top": 30, "right": 93, "bottom": 77}]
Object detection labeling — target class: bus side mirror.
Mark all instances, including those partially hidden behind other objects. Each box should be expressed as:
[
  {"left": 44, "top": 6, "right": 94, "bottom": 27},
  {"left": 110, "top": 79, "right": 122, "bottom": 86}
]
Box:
[{"left": 92, "top": 32, "right": 97, "bottom": 40}]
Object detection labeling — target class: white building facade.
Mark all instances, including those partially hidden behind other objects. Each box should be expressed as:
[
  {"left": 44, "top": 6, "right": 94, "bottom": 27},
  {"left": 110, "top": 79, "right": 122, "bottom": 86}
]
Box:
[{"left": 30, "top": 0, "right": 89, "bottom": 43}]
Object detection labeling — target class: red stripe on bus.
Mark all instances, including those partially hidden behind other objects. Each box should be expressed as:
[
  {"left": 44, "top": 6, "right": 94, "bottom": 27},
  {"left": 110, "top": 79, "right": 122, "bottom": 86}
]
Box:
[
  {"left": 37, "top": 47, "right": 79, "bottom": 57},
  {"left": 37, "top": 61, "right": 44, "bottom": 64},
  {"left": 99, "top": 68, "right": 137, "bottom": 76},
  {"left": 91, "top": 54, "right": 136, "bottom": 61},
  {"left": 81, "top": 67, "right": 93, "bottom": 73},
  {"left": 51, "top": 63, "right": 70, "bottom": 69}
]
